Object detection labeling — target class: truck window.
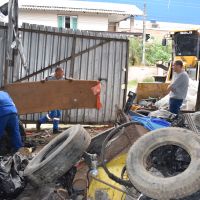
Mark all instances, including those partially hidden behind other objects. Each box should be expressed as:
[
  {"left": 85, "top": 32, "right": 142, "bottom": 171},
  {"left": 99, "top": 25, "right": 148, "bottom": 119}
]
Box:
[{"left": 174, "top": 31, "right": 198, "bottom": 57}]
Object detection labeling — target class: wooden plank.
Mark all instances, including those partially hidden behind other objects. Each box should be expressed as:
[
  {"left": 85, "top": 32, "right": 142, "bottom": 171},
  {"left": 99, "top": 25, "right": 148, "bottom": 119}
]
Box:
[
  {"left": 136, "top": 82, "right": 170, "bottom": 103},
  {"left": 5, "top": 80, "right": 99, "bottom": 115}
]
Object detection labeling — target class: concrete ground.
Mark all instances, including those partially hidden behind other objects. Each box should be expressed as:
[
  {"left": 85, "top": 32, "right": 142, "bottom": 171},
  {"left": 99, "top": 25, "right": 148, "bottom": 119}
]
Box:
[{"left": 127, "top": 66, "right": 158, "bottom": 91}]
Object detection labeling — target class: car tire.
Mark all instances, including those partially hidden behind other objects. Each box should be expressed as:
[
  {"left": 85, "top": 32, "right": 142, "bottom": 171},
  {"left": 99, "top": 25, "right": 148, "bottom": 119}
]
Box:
[
  {"left": 24, "top": 125, "right": 91, "bottom": 186},
  {"left": 126, "top": 127, "right": 200, "bottom": 200}
]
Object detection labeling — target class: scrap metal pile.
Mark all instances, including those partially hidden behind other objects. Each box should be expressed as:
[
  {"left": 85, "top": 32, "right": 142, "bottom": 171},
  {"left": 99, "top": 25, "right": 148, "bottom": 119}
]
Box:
[{"left": 1, "top": 102, "right": 200, "bottom": 200}]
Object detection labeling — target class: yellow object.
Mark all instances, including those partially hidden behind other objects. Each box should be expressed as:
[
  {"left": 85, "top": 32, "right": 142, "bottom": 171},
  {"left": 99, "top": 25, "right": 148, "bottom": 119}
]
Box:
[
  {"left": 131, "top": 104, "right": 141, "bottom": 111},
  {"left": 88, "top": 154, "right": 127, "bottom": 200},
  {"left": 175, "top": 56, "right": 198, "bottom": 68}
]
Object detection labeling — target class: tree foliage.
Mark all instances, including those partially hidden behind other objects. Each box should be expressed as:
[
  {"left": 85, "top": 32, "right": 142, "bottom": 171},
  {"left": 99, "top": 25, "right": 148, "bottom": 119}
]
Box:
[
  {"left": 129, "top": 37, "right": 172, "bottom": 66},
  {"left": 129, "top": 37, "right": 142, "bottom": 65}
]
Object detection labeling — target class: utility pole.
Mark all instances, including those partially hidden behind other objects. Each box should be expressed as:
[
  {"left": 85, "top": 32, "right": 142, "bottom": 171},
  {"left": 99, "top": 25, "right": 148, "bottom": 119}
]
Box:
[{"left": 141, "top": 0, "right": 146, "bottom": 66}]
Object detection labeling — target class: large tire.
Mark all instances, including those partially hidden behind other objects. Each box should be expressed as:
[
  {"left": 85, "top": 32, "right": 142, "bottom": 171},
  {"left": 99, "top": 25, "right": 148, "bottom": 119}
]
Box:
[
  {"left": 24, "top": 125, "right": 91, "bottom": 186},
  {"left": 126, "top": 127, "right": 200, "bottom": 200}
]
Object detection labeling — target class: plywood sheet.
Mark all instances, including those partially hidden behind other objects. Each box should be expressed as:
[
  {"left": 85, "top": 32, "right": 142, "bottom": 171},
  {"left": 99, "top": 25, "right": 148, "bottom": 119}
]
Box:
[
  {"left": 5, "top": 80, "right": 99, "bottom": 115},
  {"left": 136, "top": 82, "right": 170, "bottom": 102}
]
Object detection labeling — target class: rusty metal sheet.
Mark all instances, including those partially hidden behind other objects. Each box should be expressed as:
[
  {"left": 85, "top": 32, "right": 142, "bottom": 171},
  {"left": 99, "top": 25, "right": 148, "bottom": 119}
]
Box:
[{"left": 5, "top": 80, "right": 99, "bottom": 115}]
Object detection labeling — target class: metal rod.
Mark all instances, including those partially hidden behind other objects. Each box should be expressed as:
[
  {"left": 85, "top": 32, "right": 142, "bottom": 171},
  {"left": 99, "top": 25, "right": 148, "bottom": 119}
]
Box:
[
  {"left": 141, "top": 0, "right": 146, "bottom": 66},
  {"left": 15, "top": 40, "right": 109, "bottom": 82}
]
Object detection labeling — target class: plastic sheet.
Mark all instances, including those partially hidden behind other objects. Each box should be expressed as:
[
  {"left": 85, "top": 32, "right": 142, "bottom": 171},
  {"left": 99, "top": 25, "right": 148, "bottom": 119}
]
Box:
[{"left": 130, "top": 115, "right": 171, "bottom": 131}]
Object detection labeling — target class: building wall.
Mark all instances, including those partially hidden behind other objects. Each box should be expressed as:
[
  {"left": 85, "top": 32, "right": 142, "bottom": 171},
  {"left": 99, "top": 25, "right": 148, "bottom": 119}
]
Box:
[
  {"left": 19, "top": 10, "right": 109, "bottom": 31},
  {"left": 78, "top": 15, "right": 108, "bottom": 31},
  {"left": 19, "top": 10, "right": 58, "bottom": 27}
]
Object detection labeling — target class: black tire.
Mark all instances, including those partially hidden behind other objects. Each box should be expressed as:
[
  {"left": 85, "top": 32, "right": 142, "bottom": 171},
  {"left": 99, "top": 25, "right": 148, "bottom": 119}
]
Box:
[
  {"left": 126, "top": 127, "right": 200, "bottom": 200},
  {"left": 24, "top": 125, "right": 91, "bottom": 186}
]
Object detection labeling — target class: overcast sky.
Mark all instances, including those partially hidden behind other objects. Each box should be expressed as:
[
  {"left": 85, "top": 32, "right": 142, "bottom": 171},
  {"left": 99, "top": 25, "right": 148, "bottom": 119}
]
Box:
[
  {"left": 77, "top": 0, "right": 200, "bottom": 24},
  {"left": 1, "top": 0, "right": 199, "bottom": 24}
]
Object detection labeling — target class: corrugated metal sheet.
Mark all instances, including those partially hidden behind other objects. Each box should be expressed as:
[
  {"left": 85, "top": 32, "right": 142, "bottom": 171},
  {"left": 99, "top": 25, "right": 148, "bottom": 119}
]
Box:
[
  {"left": 18, "top": 0, "right": 143, "bottom": 16},
  {"left": 0, "top": 22, "right": 129, "bottom": 124}
]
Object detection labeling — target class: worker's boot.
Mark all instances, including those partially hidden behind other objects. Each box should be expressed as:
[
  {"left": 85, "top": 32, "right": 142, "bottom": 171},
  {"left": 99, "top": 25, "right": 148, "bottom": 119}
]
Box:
[
  {"left": 36, "top": 120, "right": 41, "bottom": 131},
  {"left": 53, "top": 129, "right": 62, "bottom": 134}
]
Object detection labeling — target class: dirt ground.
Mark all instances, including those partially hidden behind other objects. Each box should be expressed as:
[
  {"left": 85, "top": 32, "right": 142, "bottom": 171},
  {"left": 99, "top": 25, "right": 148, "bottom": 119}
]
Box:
[
  {"left": 128, "top": 66, "right": 158, "bottom": 82},
  {"left": 127, "top": 66, "right": 159, "bottom": 92},
  {"left": 25, "top": 125, "right": 113, "bottom": 153}
]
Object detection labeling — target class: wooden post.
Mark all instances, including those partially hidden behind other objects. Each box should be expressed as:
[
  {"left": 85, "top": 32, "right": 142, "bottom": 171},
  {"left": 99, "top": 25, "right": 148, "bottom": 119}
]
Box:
[{"left": 70, "top": 35, "right": 76, "bottom": 78}]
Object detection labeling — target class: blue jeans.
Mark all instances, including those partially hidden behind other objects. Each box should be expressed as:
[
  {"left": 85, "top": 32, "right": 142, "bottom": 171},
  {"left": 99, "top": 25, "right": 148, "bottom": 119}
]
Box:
[
  {"left": 169, "top": 98, "right": 183, "bottom": 114},
  {"left": 0, "top": 114, "right": 23, "bottom": 151},
  {"left": 39, "top": 110, "right": 61, "bottom": 130}
]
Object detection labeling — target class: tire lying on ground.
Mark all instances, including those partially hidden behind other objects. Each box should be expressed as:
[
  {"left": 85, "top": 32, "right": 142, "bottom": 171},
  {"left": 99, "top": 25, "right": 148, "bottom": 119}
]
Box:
[
  {"left": 24, "top": 125, "right": 91, "bottom": 186},
  {"left": 126, "top": 127, "right": 200, "bottom": 200}
]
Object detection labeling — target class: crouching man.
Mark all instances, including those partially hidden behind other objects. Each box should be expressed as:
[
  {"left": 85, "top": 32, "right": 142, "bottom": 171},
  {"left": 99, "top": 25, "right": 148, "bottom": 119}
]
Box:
[{"left": 0, "top": 91, "right": 23, "bottom": 152}]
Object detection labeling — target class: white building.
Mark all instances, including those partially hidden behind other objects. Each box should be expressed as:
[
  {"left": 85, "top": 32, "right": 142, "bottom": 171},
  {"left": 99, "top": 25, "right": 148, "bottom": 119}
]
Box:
[
  {"left": 8, "top": 0, "right": 143, "bottom": 32},
  {"left": 119, "top": 19, "right": 200, "bottom": 37}
]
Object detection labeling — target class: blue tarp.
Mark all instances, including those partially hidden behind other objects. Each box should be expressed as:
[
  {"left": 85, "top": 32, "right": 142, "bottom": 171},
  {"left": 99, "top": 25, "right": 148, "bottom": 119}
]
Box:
[{"left": 131, "top": 115, "right": 171, "bottom": 131}]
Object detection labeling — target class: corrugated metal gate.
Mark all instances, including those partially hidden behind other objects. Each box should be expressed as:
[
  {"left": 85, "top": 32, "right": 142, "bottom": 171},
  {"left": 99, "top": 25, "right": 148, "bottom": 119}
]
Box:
[{"left": 0, "top": 22, "right": 129, "bottom": 124}]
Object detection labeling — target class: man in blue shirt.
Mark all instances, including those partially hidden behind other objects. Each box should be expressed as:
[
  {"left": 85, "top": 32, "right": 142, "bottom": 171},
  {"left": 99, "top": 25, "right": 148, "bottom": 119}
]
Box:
[{"left": 0, "top": 91, "right": 23, "bottom": 152}]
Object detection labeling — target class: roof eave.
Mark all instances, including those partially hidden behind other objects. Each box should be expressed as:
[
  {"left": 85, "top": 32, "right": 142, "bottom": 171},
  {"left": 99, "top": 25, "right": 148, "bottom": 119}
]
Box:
[{"left": 19, "top": 6, "right": 143, "bottom": 16}]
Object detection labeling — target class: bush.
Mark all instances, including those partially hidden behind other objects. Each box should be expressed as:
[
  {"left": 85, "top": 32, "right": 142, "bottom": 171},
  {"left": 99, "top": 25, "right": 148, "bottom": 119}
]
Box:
[{"left": 142, "top": 76, "right": 154, "bottom": 82}]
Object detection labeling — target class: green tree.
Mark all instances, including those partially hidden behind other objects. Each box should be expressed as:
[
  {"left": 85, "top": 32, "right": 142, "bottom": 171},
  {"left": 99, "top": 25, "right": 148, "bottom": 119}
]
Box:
[
  {"left": 129, "top": 37, "right": 172, "bottom": 66},
  {"left": 129, "top": 37, "right": 142, "bottom": 65},
  {"left": 145, "top": 41, "right": 171, "bottom": 65}
]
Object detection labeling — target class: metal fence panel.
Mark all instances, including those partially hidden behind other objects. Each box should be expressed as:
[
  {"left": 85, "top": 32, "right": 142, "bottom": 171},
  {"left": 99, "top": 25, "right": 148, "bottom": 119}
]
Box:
[{"left": 0, "top": 23, "right": 129, "bottom": 124}]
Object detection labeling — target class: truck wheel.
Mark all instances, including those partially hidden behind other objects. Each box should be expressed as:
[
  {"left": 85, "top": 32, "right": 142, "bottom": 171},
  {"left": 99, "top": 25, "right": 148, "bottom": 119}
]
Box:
[
  {"left": 24, "top": 125, "right": 91, "bottom": 186},
  {"left": 126, "top": 127, "right": 200, "bottom": 200}
]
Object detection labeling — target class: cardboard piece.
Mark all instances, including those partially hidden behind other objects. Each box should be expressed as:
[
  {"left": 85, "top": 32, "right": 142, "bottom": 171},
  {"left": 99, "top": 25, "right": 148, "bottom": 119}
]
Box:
[
  {"left": 5, "top": 80, "right": 99, "bottom": 115},
  {"left": 136, "top": 82, "right": 170, "bottom": 103}
]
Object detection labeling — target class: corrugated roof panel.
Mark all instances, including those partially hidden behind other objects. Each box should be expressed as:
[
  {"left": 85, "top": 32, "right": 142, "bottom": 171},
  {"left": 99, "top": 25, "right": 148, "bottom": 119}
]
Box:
[{"left": 18, "top": 0, "right": 143, "bottom": 16}]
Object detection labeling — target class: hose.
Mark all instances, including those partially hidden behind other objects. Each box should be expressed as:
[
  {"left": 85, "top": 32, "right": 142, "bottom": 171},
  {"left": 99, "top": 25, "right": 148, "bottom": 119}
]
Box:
[{"left": 100, "top": 121, "right": 144, "bottom": 187}]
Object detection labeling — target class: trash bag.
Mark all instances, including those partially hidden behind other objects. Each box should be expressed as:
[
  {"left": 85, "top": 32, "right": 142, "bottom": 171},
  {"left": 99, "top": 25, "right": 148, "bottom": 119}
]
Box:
[{"left": 0, "top": 153, "right": 28, "bottom": 199}]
